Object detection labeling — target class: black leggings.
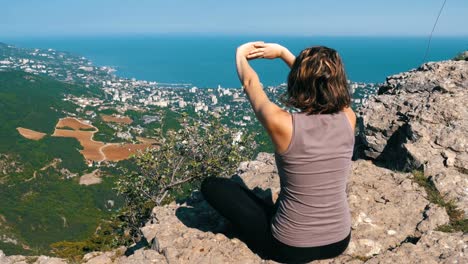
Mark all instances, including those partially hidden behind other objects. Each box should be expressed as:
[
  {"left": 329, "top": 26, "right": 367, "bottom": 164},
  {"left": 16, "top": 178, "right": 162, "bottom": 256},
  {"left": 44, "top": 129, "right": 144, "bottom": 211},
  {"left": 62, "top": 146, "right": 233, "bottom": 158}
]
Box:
[{"left": 201, "top": 177, "right": 351, "bottom": 263}]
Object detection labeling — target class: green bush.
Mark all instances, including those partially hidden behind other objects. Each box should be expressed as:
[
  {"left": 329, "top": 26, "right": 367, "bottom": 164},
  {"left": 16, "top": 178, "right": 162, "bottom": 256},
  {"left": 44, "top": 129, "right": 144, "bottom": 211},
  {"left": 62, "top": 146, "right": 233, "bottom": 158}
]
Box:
[
  {"left": 115, "top": 113, "right": 257, "bottom": 241},
  {"left": 50, "top": 218, "right": 126, "bottom": 262},
  {"left": 453, "top": 51, "right": 468, "bottom": 61}
]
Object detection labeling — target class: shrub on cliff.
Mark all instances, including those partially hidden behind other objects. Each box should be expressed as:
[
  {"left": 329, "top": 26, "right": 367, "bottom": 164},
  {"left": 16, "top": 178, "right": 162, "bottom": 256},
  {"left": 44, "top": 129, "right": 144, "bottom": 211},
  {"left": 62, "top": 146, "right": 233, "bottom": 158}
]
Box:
[
  {"left": 453, "top": 51, "right": 468, "bottom": 61},
  {"left": 115, "top": 113, "right": 257, "bottom": 242}
]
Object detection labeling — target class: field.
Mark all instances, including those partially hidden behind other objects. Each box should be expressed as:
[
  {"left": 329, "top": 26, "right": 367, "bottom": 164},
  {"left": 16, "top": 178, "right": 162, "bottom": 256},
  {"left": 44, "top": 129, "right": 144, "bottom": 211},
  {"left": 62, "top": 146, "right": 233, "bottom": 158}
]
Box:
[
  {"left": 56, "top": 117, "right": 96, "bottom": 131},
  {"left": 101, "top": 114, "right": 133, "bottom": 124},
  {"left": 52, "top": 128, "right": 105, "bottom": 161},
  {"left": 136, "top": 136, "right": 159, "bottom": 145},
  {"left": 101, "top": 144, "right": 151, "bottom": 161},
  {"left": 52, "top": 117, "right": 154, "bottom": 162},
  {"left": 16, "top": 127, "right": 47, "bottom": 140}
]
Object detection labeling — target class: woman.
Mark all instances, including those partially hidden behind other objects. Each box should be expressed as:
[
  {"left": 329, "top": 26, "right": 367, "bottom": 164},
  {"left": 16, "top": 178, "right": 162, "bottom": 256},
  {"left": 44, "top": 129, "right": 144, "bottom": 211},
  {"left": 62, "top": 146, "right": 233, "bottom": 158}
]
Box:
[{"left": 201, "top": 41, "right": 356, "bottom": 263}]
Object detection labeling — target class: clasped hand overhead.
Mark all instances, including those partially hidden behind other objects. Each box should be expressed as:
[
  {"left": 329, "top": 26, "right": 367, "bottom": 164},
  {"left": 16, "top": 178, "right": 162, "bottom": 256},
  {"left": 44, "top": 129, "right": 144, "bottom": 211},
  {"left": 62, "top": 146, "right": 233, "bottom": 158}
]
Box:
[{"left": 237, "top": 41, "right": 287, "bottom": 60}]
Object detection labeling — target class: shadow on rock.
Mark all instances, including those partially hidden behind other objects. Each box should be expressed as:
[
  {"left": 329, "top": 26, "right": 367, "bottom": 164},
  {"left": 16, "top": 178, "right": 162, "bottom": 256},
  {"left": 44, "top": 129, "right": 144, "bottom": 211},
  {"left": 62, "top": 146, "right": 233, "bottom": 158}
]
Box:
[
  {"left": 374, "top": 123, "right": 415, "bottom": 172},
  {"left": 174, "top": 175, "right": 276, "bottom": 256},
  {"left": 352, "top": 116, "right": 369, "bottom": 161},
  {"left": 124, "top": 237, "right": 149, "bottom": 257}
]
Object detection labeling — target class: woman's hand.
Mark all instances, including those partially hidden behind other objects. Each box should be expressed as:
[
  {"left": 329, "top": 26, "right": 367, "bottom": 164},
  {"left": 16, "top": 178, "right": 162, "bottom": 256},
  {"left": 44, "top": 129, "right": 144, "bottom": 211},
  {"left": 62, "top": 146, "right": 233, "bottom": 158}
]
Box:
[
  {"left": 247, "top": 43, "right": 285, "bottom": 60},
  {"left": 247, "top": 43, "right": 296, "bottom": 68},
  {"left": 237, "top": 41, "right": 265, "bottom": 60}
]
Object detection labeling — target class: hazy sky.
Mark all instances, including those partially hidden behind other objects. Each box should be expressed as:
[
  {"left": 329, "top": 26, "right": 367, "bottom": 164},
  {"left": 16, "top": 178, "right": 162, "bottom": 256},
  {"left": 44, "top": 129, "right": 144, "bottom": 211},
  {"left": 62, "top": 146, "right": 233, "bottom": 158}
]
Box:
[{"left": 2, "top": 0, "right": 467, "bottom": 37}]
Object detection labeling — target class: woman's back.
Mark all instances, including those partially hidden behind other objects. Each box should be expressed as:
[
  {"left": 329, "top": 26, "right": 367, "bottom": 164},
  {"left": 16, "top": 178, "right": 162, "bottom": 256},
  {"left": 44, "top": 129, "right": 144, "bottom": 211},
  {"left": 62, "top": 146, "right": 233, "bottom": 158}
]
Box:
[
  {"left": 201, "top": 42, "right": 354, "bottom": 262},
  {"left": 272, "top": 110, "right": 354, "bottom": 247}
]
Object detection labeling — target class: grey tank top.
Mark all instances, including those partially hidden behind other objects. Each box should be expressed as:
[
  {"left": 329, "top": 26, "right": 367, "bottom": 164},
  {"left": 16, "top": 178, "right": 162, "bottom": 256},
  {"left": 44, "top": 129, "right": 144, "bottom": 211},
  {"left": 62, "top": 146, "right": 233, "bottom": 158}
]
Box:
[{"left": 272, "top": 110, "right": 354, "bottom": 247}]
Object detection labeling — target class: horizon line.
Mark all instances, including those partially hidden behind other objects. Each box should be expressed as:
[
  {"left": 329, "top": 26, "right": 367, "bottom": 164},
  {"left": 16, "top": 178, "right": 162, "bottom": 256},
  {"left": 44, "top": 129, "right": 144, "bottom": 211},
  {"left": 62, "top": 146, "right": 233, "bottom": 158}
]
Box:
[{"left": 2, "top": 32, "right": 468, "bottom": 39}]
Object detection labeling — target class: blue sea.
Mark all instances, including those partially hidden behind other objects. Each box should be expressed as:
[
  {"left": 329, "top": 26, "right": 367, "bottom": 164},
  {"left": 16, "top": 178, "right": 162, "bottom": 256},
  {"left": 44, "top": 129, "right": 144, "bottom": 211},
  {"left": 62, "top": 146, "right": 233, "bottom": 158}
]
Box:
[{"left": 3, "top": 35, "right": 467, "bottom": 88}]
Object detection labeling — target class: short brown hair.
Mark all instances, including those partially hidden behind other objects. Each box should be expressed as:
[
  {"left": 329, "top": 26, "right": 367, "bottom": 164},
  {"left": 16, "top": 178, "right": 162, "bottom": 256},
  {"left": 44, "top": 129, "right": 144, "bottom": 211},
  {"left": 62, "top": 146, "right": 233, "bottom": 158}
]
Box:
[{"left": 282, "top": 46, "right": 350, "bottom": 114}]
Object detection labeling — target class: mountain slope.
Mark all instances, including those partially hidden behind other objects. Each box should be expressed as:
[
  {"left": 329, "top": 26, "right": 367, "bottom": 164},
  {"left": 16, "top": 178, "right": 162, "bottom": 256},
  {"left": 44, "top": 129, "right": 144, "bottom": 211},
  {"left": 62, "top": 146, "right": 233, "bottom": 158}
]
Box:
[{"left": 0, "top": 71, "right": 118, "bottom": 255}]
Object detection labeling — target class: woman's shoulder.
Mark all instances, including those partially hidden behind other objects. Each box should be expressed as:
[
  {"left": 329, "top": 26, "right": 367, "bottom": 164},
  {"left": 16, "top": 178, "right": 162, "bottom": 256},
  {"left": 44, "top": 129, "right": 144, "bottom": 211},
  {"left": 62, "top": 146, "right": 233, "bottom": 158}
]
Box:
[
  {"left": 341, "top": 107, "right": 356, "bottom": 132},
  {"left": 271, "top": 110, "right": 293, "bottom": 155}
]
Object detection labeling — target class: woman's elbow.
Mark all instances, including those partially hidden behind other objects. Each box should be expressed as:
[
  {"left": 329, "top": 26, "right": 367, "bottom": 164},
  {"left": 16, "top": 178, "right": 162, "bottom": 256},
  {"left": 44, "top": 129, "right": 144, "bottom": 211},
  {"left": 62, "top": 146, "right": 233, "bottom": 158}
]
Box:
[{"left": 242, "top": 75, "right": 260, "bottom": 88}]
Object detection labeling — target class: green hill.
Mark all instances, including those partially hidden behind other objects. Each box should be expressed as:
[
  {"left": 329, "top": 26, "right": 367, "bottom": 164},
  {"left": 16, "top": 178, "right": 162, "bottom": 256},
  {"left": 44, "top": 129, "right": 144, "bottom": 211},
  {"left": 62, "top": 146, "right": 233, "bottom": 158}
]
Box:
[{"left": 0, "top": 71, "right": 119, "bottom": 255}]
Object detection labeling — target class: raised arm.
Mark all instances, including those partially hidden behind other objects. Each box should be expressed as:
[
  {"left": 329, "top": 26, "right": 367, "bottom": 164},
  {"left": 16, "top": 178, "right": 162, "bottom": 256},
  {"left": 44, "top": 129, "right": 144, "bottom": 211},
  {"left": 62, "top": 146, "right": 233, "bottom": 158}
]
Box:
[
  {"left": 236, "top": 42, "right": 292, "bottom": 154},
  {"left": 247, "top": 43, "right": 295, "bottom": 68}
]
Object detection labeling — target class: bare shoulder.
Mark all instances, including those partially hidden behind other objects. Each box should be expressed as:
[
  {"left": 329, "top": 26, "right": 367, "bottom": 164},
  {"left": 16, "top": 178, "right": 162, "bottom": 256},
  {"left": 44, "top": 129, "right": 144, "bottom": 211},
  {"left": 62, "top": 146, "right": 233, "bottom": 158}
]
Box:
[
  {"left": 269, "top": 108, "right": 293, "bottom": 137},
  {"left": 277, "top": 109, "right": 293, "bottom": 124},
  {"left": 342, "top": 107, "right": 356, "bottom": 131},
  {"left": 264, "top": 108, "right": 292, "bottom": 154}
]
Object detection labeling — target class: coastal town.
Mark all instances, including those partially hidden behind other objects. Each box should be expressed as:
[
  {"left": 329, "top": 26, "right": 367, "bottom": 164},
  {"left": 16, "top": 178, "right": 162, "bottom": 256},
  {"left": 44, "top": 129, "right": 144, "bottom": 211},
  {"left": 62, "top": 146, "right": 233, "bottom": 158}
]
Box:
[{"left": 0, "top": 42, "right": 379, "bottom": 147}]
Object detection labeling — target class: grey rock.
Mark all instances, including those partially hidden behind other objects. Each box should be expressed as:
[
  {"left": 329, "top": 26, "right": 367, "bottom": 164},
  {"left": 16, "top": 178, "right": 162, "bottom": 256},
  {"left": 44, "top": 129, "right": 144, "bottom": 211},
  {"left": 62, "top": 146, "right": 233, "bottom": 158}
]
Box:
[
  {"left": 415, "top": 203, "right": 450, "bottom": 234},
  {"left": 114, "top": 249, "right": 166, "bottom": 264},
  {"left": 83, "top": 252, "right": 113, "bottom": 264},
  {"left": 0, "top": 252, "right": 67, "bottom": 264},
  {"left": 366, "top": 230, "right": 467, "bottom": 264},
  {"left": 442, "top": 150, "right": 457, "bottom": 167},
  {"left": 343, "top": 160, "right": 436, "bottom": 258},
  {"left": 1, "top": 151, "right": 464, "bottom": 263},
  {"left": 432, "top": 170, "right": 468, "bottom": 216},
  {"left": 358, "top": 60, "right": 468, "bottom": 216},
  {"left": 95, "top": 154, "right": 456, "bottom": 263}
]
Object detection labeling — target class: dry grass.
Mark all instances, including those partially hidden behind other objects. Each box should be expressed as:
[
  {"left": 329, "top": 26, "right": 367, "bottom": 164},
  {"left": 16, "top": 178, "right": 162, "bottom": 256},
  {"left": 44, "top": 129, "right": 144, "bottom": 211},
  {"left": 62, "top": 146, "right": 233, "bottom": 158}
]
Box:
[
  {"left": 16, "top": 127, "right": 47, "bottom": 140},
  {"left": 79, "top": 169, "right": 101, "bottom": 186},
  {"left": 411, "top": 170, "right": 467, "bottom": 233}
]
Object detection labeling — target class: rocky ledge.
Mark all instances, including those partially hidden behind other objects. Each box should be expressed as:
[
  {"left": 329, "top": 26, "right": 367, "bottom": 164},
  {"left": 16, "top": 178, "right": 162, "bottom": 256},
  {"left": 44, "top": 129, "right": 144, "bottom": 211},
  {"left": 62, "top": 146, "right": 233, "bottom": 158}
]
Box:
[
  {"left": 357, "top": 59, "right": 468, "bottom": 217},
  {"left": 1, "top": 59, "right": 467, "bottom": 263}
]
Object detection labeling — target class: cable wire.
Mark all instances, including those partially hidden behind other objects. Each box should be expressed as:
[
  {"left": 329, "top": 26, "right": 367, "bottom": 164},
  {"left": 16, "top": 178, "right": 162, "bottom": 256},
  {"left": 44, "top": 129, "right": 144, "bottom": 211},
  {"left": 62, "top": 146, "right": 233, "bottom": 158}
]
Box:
[{"left": 422, "top": 0, "right": 448, "bottom": 64}]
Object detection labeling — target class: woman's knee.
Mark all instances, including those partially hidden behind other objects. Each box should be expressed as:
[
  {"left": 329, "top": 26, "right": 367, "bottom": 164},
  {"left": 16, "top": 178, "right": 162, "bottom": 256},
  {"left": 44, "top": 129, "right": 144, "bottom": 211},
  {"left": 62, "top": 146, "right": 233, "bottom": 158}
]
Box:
[
  {"left": 201, "top": 177, "right": 229, "bottom": 196},
  {"left": 201, "top": 176, "right": 222, "bottom": 188},
  {"left": 200, "top": 176, "right": 216, "bottom": 195},
  {"left": 201, "top": 177, "right": 242, "bottom": 200}
]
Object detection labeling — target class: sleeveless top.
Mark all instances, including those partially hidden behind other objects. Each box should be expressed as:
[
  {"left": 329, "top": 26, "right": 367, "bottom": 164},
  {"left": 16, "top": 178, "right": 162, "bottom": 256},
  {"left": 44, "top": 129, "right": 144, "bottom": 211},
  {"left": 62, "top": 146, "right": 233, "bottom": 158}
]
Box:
[{"left": 271, "top": 110, "right": 354, "bottom": 247}]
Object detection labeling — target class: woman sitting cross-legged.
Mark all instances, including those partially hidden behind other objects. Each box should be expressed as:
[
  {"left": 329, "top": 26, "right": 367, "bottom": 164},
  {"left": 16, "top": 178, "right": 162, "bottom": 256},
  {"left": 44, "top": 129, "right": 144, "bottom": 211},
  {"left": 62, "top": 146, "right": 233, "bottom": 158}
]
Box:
[{"left": 201, "top": 41, "right": 356, "bottom": 263}]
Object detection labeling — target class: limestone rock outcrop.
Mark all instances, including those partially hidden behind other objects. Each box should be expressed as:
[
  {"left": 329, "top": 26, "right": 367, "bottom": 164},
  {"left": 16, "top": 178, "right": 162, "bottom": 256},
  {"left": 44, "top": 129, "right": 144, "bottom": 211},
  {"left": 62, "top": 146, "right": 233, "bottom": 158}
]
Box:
[
  {"left": 77, "top": 153, "right": 463, "bottom": 264},
  {"left": 0, "top": 250, "right": 67, "bottom": 264},
  {"left": 366, "top": 230, "right": 467, "bottom": 264},
  {"left": 357, "top": 60, "right": 468, "bottom": 217}
]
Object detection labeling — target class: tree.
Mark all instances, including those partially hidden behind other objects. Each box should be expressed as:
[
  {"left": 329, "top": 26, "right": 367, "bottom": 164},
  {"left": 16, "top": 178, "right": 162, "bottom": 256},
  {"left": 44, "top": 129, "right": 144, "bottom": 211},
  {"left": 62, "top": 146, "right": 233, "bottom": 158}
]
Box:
[{"left": 115, "top": 113, "right": 257, "bottom": 242}]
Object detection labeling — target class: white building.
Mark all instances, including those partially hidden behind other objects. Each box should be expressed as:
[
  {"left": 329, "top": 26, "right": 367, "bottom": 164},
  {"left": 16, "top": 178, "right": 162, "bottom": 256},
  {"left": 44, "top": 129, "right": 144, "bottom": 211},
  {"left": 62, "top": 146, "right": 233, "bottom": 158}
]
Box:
[
  {"left": 222, "top": 89, "right": 232, "bottom": 96},
  {"left": 211, "top": 95, "right": 218, "bottom": 105},
  {"left": 78, "top": 66, "right": 94, "bottom": 72},
  {"left": 154, "top": 101, "right": 168, "bottom": 107},
  {"left": 194, "top": 102, "right": 206, "bottom": 112},
  {"left": 178, "top": 100, "right": 187, "bottom": 108}
]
